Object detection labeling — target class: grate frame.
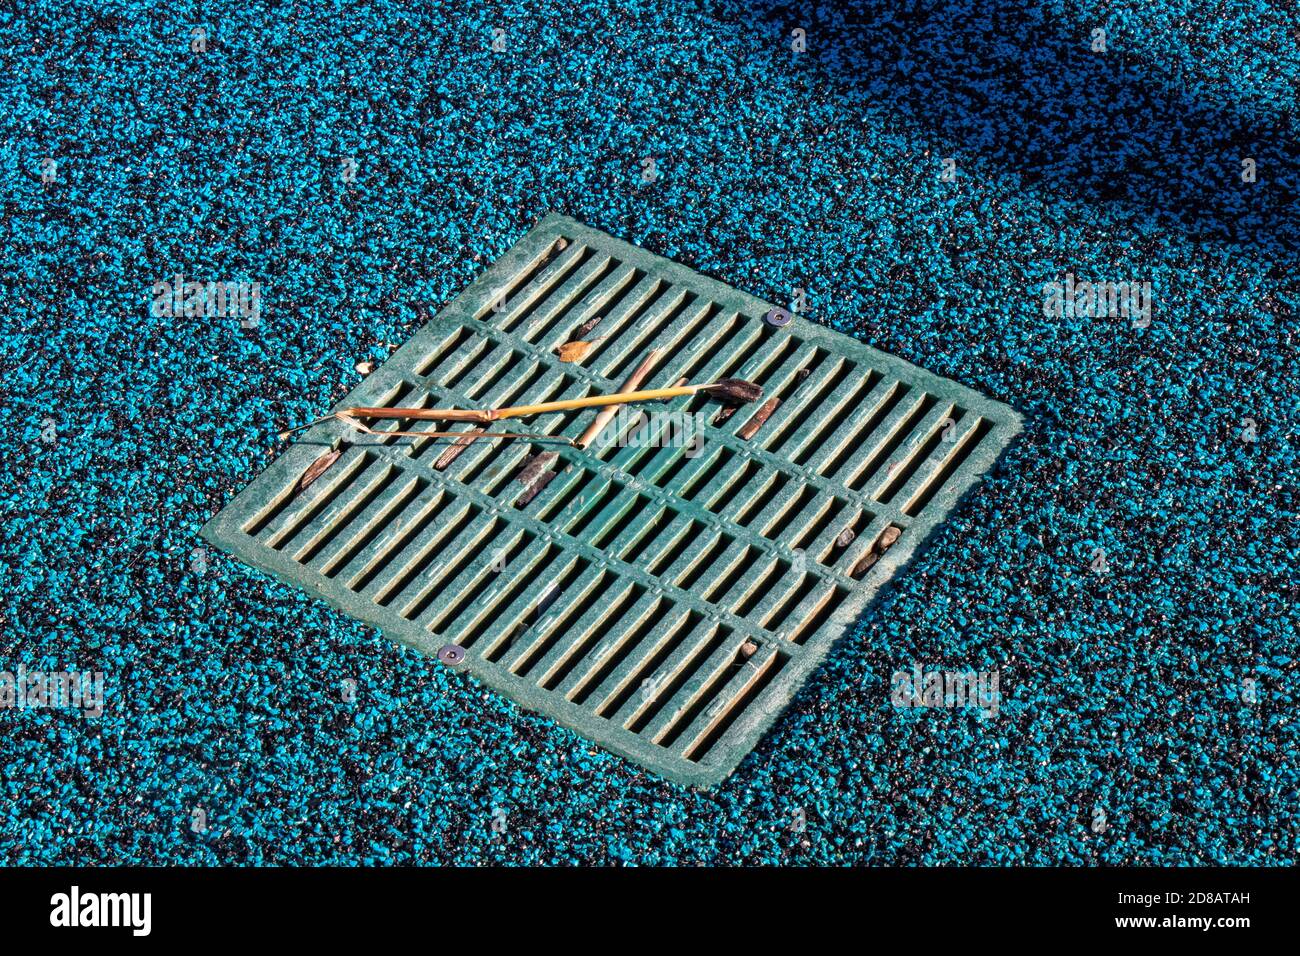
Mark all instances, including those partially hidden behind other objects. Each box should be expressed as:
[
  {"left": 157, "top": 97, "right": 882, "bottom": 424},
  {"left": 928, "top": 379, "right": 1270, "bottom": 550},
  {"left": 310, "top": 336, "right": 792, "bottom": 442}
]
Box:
[{"left": 202, "top": 213, "right": 1023, "bottom": 787}]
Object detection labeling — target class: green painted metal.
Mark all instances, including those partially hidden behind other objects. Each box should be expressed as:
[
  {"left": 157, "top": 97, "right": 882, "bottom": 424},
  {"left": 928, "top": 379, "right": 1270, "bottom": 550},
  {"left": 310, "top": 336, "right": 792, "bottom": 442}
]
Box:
[{"left": 201, "top": 213, "right": 1023, "bottom": 787}]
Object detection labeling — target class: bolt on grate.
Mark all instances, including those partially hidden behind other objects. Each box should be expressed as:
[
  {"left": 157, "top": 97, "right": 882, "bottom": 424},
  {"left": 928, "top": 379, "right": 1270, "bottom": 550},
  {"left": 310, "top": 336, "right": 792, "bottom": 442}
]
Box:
[{"left": 202, "top": 214, "right": 1023, "bottom": 786}]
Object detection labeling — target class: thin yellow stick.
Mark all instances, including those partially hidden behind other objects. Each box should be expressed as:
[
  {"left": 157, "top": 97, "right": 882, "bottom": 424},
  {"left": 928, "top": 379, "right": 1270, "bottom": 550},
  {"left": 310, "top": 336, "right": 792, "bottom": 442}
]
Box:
[
  {"left": 346, "top": 384, "right": 703, "bottom": 424},
  {"left": 334, "top": 412, "right": 575, "bottom": 444}
]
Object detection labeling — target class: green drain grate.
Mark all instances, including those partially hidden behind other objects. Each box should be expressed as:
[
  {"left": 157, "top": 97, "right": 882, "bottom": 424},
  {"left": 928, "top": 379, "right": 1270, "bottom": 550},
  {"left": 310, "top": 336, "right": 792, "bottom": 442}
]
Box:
[{"left": 202, "top": 213, "right": 1023, "bottom": 786}]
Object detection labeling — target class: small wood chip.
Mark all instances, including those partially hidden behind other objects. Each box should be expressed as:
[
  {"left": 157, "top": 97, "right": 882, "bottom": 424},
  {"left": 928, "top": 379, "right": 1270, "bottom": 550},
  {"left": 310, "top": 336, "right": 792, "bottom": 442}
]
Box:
[
  {"left": 834, "top": 527, "right": 857, "bottom": 549},
  {"left": 878, "top": 526, "right": 902, "bottom": 551},
  {"left": 850, "top": 550, "right": 880, "bottom": 578},
  {"left": 354, "top": 359, "right": 374, "bottom": 375},
  {"left": 574, "top": 315, "right": 603, "bottom": 339},
  {"left": 738, "top": 397, "right": 781, "bottom": 440},
  {"left": 514, "top": 469, "right": 557, "bottom": 507},
  {"left": 516, "top": 451, "right": 559, "bottom": 486},
  {"left": 298, "top": 448, "right": 342, "bottom": 492},
  {"left": 739, "top": 638, "right": 759, "bottom": 659},
  {"left": 514, "top": 450, "right": 562, "bottom": 506},
  {"left": 433, "top": 429, "right": 483, "bottom": 471}
]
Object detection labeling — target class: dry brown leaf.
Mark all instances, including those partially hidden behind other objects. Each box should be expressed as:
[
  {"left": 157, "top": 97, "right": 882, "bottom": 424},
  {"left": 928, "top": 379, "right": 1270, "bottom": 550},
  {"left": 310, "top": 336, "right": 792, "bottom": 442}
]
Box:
[
  {"left": 554, "top": 339, "right": 600, "bottom": 363},
  {"left": 298, "top": 448, "right": 342, "bottom": 492}
]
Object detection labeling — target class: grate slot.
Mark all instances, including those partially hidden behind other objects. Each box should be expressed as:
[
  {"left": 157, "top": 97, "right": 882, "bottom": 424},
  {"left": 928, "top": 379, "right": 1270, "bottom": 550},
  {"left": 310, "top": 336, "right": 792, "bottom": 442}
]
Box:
[
  {"left": 506, "top": 560, "right": 609, "bottom": 676},
  {"left": 317, "top": 474, "right": 430, "bottom": 578},
  {"left": 590, "top": 609, "right": 701, "bottom": 717},
  {"left": 414, "top": 325, "right": 476, "bottom": 378},
  {"left": 788, "top": 494, "right": 845, "bottom": 556},
  {"left": 675, "top": 318, "right": 767, "bottom": 406},
  {"left": 528, "top": 461, "right": 596, "bottom": 521},
  {"left": 676, "top": 446, "right": 732, "bottom": 501},
  {"left": 492, "top": 242, "right": 589, "bottom": 331},
  {"left": 258, "top": 449, "right": 375, "bottom": 548},
  {"left": 863, "top": 400, "right": 958, "bottom": 501},
  {"left": 430, "top": 338, "right": 493, "bottom": 392},
  {"left": 842, "top": 392, "right": 937, "bottom": 492},
  {"left": 756, "top": 482, "right": 819, "bottom": 542},
  {"left": 728, "top": 471, "right": 789, "bottom": 529},
  {"left": 203, "top": 214, "right": 1022, "bottom": 786},
  {"left": 369, "top": 499, "right": 478, "bottom": 607},
  {"left": 561, "top": 594, "right": 671, "bottom": 703},
  {"left": 698, "top": 542, "right": 754, "bottom": 604},
  {"left": 757, "top": 570, "right": 822, "bottom": 634},
  {"left": 732, "top": 555, "right": 787, "bottom": 618},
  {"left": 588, "top": 491, "right": 652, "bottom": 550},
  {"left": 510, "top": 251, "right": 615, "bottom": 342},
  {"left": 718, "top": 334, "right": 805, "bottom": 427},
  {"left": 393, "top": 512, "right": 502, "bottom": 621},
  {"left": 785, "top": 584, "right": 850, "bottom": 645},
  {"left": 533, "top": 582, "right": 648, "bottom": 690},
  {"left": 608, "top": 298, "right": 718, "bottom": 385},
  {"left": 436, "top": 531, "right": 543, "bottom": 650},
  {"left": 903, "top": 417, "right": 993, "bottom": 517},
  {"left": 463, "top": 343, "right": 524, "bottom": 400},
  {"left": 807, "top": 377, "right": 907, "bottom": 477},
  {"left": 685, "top": 451, "right": 749, "bottom": 512},
  {"left": 814, "top": 504, "right": 873, "bottom": 568},
  {"left": 606, "top": 502, "right": 670, "bottom": 560},
  {"left": 839, "top": 514, "right": 904, "bottom": 578},
  {"left": 789, "top": 368, "right": 883, "bottom": 466},
  {"left": 624, "top": 623, "right": 731, "bottom": 736},
  {"left": 400, "top": 517, "right": 514, "bottom": 625},
  {"left": 706, "top": 460, "right": 766, "bottom": 519},
  {"left": 738, "top": 347, "right": 832, "bottom": 444},
  {"left": 289, "top": 463, "right": 402, "bottom": 566},
  {"left": 421, "top": 526, "right": 533, "bottom": 636},
  {"left": 682, "top": 647, "right": 786, "bottom": 763},
  {"left": 342, "top": 488, "right": 452, "bottom": 593},
  {"left": 652, "top": 312, "right": 746, "bottom": 389},
  {"left": 473, "top": 234, "right": 572, "bottom": 322},
  {"left": 557, "top": 478, "right": 620, "bottom": 536},
  {"left": 641, "top": 516, "right": 705, "bottom": 577},
  {"left": 670, "top": 528, "right": 734, "bottom": 590},
  {"left": 760, "top": 356, "right": 855, "bottom": 455},
  {"left": 597, "top": 289, "right": 697, "bottom": 379},
  {"left": 574, "top": 278, "right": 669, "bottom": 368},
  {"left": 534, "top": 262, "right": 642, "bottom": 349},
  {"left": 475, "top": 543, "right": 565, "bottom": 658},
  {"left": 642, "top": 630, "right": 748, "bottom": 745}
]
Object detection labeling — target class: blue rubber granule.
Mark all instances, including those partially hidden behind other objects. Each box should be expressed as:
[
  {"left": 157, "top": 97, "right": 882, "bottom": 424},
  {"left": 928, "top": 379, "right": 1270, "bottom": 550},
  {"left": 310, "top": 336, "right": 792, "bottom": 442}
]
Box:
[{"left": 0, "top": 0, "right": 1296, "bottom": 864}]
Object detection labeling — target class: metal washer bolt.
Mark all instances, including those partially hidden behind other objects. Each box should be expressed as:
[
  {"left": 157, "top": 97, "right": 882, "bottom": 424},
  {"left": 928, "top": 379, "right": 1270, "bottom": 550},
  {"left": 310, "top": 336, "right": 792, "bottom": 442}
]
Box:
[
  {"left": 764, "top": 307, "right": 793, "bottom": 328},
  {"left": 437, "top": 644, "right": 465, "bottom": 666}
]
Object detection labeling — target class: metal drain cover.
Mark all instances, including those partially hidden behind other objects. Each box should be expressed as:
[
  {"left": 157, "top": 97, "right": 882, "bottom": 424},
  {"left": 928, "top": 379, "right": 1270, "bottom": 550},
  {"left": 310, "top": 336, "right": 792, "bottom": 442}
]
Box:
[{"left": 202, "top": 214, "right": 1022, "bottom": 786}]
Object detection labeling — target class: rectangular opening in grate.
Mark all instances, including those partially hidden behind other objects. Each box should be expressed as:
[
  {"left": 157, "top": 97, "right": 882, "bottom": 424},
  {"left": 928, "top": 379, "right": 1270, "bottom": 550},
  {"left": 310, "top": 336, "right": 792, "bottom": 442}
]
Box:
[{"left": 202, "top": 213, "right": 1023, "bottom": 787}]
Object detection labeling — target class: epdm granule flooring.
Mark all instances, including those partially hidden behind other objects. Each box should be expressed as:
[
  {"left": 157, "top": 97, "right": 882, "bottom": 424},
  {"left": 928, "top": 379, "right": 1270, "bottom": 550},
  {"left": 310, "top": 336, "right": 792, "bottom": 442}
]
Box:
[{"left": 1, "top": 0, "right": 1296, "bottom": 864}]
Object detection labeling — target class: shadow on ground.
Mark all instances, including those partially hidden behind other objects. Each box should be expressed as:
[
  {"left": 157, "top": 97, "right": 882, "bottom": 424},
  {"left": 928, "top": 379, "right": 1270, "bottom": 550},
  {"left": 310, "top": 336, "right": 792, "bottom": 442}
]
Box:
[{"left": 736, "top": 0, "right": 1299, "bottom": 259}]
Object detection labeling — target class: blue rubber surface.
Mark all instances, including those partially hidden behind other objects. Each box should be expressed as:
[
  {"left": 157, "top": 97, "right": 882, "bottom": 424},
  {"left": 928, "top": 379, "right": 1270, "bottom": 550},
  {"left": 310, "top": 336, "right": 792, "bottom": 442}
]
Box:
[{"left": 2, "top": 0, "right": 1296, "bottom": 864}]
